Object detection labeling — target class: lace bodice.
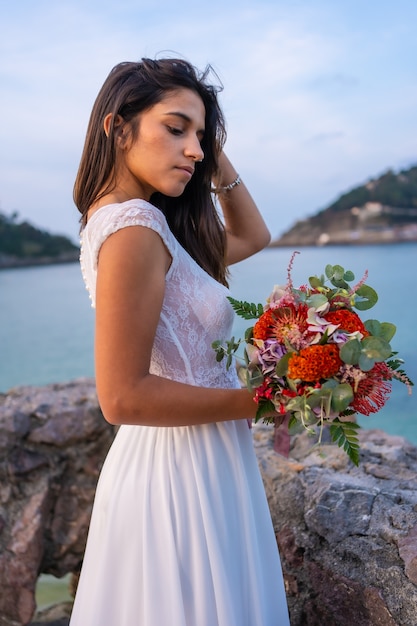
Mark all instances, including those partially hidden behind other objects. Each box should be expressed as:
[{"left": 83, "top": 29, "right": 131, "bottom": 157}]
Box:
[{"left": 80, "top": 199, "right": 239, "bottom": 389}]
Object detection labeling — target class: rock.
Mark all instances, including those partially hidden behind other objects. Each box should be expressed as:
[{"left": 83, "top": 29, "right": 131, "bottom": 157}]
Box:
[
  {"left": 253, "top": 424, "right": 417, "bottom": 625},
  {"left": 0, "top": 380, "right": 115, "bottom": 626},
  {"left": 30, "top": 601, "right": 71, "bottom": 626},
  {"left": 1, "top": 381, "right": 417, "bottom": 625}
]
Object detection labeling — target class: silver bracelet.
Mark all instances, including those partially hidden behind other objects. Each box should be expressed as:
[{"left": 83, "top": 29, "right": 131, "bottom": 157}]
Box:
[{"left": 212, "top": 174, "right": 241, "bottom": 194}]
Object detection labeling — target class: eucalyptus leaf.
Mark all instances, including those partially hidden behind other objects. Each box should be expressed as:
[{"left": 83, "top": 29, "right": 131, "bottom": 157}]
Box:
[
  {"left": 275, "top": 352, "right": 292, "bottom": 377},
  {"left": 380, "top": 322, "right": 396, "bottom": 342},
  {"left": 247, "top": 368, "right": 264, "bottom": 389},
  {"left": 365, "top": 319, "right": 396, "bottom": 342},
  {"left": 286, "top": 397, "right": 315, "bottom": 422},
  {"left": 332, "top": 265, "right": 345, "bottom": 280},
  {"left": 361, "top": 336, "right": 392, "bottom": 361},
  {"left": 244, "top": 369, "right": 253, "bottom": 390},
  {"left": 307, "top": 293, "right": 328, "bottom": 309},
  {"left": 287, "top": 377, "right": 298, "bottom": 392},
  {"left": 327, "top": 264, "right": 350, "bottom": 289},
  {"left": 244, "top": 326, "right": 254, "bottom": 342},
  {"left": 309, "top": 276, "right": 323, "bottom": 289},
  {"left": 332, "top": 278, "right": 350, "bottom": 289},
  {"left": 294, "top": 288, "right": 308, "bottom": 303},
  {"left": 364, "top": 319, "right": 381, "bottom": 336},
  {"left": 354, "top": 285, "right": 378, "bottom": 310},
  {"left": 321, "top": 378, "right": 339, "bottom": 390},
  {"left": 325, "top": 264, "right": 334, "bottom": 279},
  {"left": 340, "top": 338, "right": 361, "bottom": 364},
  {"left": 358, "top": 353, "right": 376, "bottom": 372},
  {"left": 344, "top": 270, "right": 355, "bottom": 281},
  {"left": 306, "top": 389, "right": 331, "bottom": 410},
  {"left": 331, "top": 383, "right": 354, "bottom": 412}
]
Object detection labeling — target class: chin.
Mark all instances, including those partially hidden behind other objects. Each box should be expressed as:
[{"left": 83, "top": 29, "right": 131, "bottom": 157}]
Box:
[{"left": 166, "top": 185, "right": 188, "bottom": 198}]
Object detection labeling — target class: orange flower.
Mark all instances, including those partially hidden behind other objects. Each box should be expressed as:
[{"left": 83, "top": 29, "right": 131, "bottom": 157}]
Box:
[
  {"left": 288, "top": 344, "right": 342, "bottom": 382},
  {"left": 351, "top": 362, "right": 392, "bottom": 415},
  {"left": 253, "top": 309, "right": 276, "bottom": 340},
  {"left": 253, "top": 303, "right": 310, "bottom": 349},
  {"left": 325, "top": 309, "right": 369, "bottom": 336}
]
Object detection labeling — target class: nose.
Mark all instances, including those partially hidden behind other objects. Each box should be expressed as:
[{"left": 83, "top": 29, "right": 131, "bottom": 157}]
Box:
[{"left": 185, "top": 136, "right": 204, "bottom": 162}]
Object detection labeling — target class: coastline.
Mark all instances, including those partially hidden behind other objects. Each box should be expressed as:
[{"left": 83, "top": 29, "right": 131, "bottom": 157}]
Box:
[
  {"left": 1, "top": 231, "right": 416, "bottom": 267},
  {"left": 0, "top": 251, "right": 79, "bottom": 270},
  {"left": 270, "top": 222, "right": 417, "bottom": 248}
]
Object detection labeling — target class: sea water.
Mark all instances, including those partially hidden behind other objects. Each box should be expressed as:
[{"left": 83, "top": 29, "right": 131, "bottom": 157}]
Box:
[
  {"left": 0, "top": 244, "right": 416, "bottom": 442},
  {"left": 1, "top": 244, "right": 416, "bottom": 609}
]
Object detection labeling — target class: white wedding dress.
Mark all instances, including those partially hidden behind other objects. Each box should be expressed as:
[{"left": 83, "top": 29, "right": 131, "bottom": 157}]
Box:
[{"left": 69, "top": 199, "right": 289, "bottom": 626}]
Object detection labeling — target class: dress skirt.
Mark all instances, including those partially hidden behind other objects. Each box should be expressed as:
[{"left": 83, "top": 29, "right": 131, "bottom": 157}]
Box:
[{"left": 69, "top": 418, "right": 290, "bottom": 625}]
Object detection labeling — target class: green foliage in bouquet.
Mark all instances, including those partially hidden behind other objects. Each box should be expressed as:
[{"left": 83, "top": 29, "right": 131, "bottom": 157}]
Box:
[{"left": 213, "top": 256, "right": 413, "bottom": 466}]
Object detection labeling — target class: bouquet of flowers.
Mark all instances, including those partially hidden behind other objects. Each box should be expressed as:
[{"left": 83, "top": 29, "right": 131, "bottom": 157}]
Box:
[{"left": 213, "top": 252, "right": 413, "bottom": 465}]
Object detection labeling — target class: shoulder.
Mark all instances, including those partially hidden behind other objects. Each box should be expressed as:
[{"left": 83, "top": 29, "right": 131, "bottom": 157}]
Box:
[
  {"left": 87, "top": 199, "right": 169, "bottom": 239},
  {"left": 82, "top": 199, "right": 176, "bottom": 267}
]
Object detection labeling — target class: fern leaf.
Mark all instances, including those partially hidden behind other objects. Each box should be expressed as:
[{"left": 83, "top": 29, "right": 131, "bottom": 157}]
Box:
[
  {"left": 387, "top": 358, "right": 404, "bottom": 371},
  {"left": 329, "top": 420, "right": 361, "bottom": 466},
  {"left": 227, "top": 297, "right": 263, "bottom": 320},
  {"left": 387, "top": 359, "right": 414, "bottom": 387}
]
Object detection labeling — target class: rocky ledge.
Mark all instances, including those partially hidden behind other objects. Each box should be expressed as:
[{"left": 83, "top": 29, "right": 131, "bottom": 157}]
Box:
[
  {"left": 255, "top": 424, "right": 417, "bottom": 625},
  {"left": 0, "top": 379, "right": 115, "bottom": 626},
  {"left": 0, "top": 380, "right": 416, "bottom": 626}
]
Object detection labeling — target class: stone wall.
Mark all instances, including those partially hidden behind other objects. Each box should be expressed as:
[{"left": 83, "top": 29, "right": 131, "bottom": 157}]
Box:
[
  {"left": 254, "top": 424, "right": 417, "bottom": 625},
  {"left": 0, "top": 380, "right": 115, "bottom": 626},
  {"left": 1, "top": 380, "right": 416, "bottom": 625}
]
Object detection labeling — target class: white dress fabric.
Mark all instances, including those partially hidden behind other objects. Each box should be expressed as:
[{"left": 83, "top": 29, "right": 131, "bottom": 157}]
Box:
[{"left": 70, "top": 199, "right": 289, "bottom": 626}]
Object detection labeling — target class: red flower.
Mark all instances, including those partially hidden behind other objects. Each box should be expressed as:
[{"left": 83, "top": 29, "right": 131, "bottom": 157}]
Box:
[
  {"left": 253, "top": 303, "right": 310, "bottom": 349},
  {"left": 351, "top": 362, "right": 393, "bottom": 415},
  {"left": 325, "top": 309, "right": 369, "bottom": 336},
  {"left": 254, "top": 379, "right": 274, "bottom": 404}
]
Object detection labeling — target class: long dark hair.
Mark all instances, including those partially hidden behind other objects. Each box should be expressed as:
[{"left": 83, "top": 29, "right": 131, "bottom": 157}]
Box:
[{"left": 74, "top": 58, "right": 229, "bottom": 284}]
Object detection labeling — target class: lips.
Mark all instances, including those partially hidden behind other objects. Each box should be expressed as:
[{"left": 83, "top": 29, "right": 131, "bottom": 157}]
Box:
[{"left": 178, "top": 165, "right": 194, "bottom": 177}]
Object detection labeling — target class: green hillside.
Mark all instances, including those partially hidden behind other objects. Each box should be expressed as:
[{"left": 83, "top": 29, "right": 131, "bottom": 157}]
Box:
[
  {"left": 273, "top": 164, "right": 417, "bottom": 247},
  {"left": 323, "top": 165, "right": 417, "bottom": 214},
  {"left": 0, "top": 212, "right": 78, "bottom": 267}
]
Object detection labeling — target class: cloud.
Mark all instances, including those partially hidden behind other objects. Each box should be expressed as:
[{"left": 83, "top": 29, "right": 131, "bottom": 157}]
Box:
[
  {"left": 309, "top": 73, "right": 360, "bottom": 90},
  {"left": 304, "top": 131, "right": 346, "bottom": 145},
  {"left": 1, "top": 0, "right": 417, "bottom": 241}
]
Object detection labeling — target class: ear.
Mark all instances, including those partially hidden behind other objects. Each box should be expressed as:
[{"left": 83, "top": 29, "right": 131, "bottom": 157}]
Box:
[{"left": 103, "top": 113, "right": 125, "bottom": 140}]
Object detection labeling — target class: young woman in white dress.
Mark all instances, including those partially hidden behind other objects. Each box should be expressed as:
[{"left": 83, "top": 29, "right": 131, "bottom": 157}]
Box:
[{"left": 69, "top": 57, "right": 290, "bottom": 626}]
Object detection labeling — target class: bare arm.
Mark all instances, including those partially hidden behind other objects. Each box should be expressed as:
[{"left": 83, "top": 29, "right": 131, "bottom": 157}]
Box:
[
  {"left": 213, "top": 152, "right": 271, "bottom": 265},
  {"left": 94, "top": 225, "right": 256, "bottom": 426}
]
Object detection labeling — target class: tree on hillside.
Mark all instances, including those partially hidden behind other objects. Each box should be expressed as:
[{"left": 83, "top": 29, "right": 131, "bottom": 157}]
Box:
[
  {"left": 324, "top": 165, "right": 417, "bottom": 213},
  {"left": 0, "top": 212, "right": 78, "bottom": 258}
]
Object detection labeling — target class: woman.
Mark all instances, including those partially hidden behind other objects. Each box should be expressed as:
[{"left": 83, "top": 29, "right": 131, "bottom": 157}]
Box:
[{"left": 70, "top": 58, "right": 289, "bottom": 626}]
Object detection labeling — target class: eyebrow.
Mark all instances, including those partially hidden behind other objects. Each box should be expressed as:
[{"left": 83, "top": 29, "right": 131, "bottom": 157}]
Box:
[{"left": 163, "top": 111, "right": 205, "bottom": 136}]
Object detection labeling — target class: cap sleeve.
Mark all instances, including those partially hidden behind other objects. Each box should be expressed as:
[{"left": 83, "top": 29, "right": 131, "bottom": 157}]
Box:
[{"left": 80, "top": 199, "right": 176, "bottom": 307}]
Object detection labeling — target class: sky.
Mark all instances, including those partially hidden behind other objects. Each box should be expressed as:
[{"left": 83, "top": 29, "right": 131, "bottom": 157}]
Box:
[{"left": 1, "top": 0, "right": 417, "bottom": 244}]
